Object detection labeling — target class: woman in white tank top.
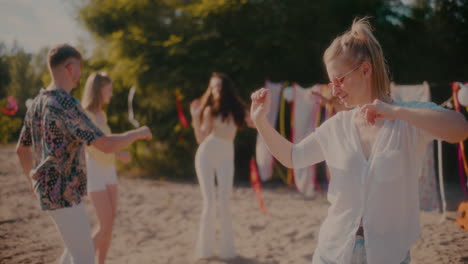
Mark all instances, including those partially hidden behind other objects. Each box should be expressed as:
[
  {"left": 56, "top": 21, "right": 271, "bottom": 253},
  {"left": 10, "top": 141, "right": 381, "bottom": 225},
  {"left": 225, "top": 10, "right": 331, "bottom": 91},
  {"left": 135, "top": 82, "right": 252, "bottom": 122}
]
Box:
[{"left": 190, "top": 72, "right": 254, "bottom": 260}]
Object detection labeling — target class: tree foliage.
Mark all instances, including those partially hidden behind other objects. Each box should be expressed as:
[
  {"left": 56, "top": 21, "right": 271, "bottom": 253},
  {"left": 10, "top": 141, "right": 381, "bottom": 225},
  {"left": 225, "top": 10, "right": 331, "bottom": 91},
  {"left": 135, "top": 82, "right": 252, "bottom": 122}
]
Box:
[
  {"left": 3, "top": 0, "right": 466, "bottom": 179},
  {"left": 76, "top": 0, "right": 468, "bottom": 179}
]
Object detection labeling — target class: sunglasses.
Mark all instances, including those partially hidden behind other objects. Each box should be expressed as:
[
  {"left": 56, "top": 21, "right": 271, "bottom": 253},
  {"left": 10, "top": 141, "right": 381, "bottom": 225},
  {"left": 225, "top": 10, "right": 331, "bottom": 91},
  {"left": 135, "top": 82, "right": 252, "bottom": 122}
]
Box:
[{"left": 327, "top": 64, "right": 361, "bottom": 90}]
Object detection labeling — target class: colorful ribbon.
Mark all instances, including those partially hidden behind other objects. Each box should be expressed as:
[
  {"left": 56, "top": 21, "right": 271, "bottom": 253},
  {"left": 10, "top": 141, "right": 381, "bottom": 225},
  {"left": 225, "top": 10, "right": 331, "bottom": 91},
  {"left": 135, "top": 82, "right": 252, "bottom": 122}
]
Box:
[
  {"left": 452, "top": 82, "right": 468, "bottom": 199},
  {"left": 175, "top": 89, "right": 189, "bottom": 129},
  {"left": 250, "top": 158, "right": 269, "bottom": 214},
  {"left": 276, "top": 82, "right": 290, "bottom": 185},
  {"left": 287, "top": 83, "right": 297, "bottom": 187}
]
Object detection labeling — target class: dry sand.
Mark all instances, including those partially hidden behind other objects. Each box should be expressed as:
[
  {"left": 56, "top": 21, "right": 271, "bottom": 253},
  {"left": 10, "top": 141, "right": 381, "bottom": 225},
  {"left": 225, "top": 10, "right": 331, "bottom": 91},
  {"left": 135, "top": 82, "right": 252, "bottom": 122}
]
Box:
[{"left": 1, "top": 146, "right": 467, "bottom": 264}]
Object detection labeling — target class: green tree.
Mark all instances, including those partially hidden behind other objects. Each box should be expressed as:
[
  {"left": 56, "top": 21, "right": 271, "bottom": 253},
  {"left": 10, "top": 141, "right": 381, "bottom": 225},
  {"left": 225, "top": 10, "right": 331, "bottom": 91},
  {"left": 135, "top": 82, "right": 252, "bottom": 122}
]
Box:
[
  {"left": 0, "top": 43, "right": 49, "bottom": 143},
  {"left": 0, "top": 43, "right": 11, "bottom": 98},
  {"left": 77, "top": 0, "right": 467, "bottom": 179},
  {"left": 4, "top": 43, "right": 45, "bottom": 115}
]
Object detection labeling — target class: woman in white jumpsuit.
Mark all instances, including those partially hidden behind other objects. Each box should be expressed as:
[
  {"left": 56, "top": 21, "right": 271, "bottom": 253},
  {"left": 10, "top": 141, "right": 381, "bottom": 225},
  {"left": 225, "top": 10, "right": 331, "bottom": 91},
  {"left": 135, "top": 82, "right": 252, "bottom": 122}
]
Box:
[{"left": 190, "top": 72, "right": 253, "bottom": 260}]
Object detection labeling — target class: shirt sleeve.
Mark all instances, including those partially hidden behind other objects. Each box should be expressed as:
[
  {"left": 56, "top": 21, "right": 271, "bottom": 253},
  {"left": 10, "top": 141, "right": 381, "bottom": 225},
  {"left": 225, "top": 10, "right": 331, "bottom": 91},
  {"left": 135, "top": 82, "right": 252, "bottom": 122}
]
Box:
[
  {"left": 18, "top": 113, "right": 32, "bottom": 146},
  {"left": 60, "top": 99, "right": 104, "bottom": 145},
  {"left": 291, "top": 133, "right": 325, "bottom": 169},
  {"left": 291, "top": 110, "right": 344, "bottom": 169}
]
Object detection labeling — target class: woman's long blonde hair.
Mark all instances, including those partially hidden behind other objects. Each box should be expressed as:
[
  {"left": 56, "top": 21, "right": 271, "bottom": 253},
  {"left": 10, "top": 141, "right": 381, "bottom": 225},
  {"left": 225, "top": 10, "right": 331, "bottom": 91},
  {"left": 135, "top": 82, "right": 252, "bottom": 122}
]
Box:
[
  {"left": 323, "top": 17, "right": 391, "bottom": 102},
  {"left": 82, "top": 72, "right": 112, "bottom": 112}
]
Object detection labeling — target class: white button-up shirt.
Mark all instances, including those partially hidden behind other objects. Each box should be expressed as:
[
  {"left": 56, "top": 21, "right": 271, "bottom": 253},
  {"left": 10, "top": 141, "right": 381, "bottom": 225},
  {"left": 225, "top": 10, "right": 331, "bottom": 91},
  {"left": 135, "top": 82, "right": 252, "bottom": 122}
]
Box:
[{"left": 292, "top": 101, "right": 444, "bottom": 264}]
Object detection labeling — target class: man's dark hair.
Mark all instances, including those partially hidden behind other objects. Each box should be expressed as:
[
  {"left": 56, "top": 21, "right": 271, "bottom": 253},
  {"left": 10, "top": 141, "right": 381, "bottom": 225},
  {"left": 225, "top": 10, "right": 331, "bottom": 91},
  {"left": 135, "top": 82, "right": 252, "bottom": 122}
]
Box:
[{"left": 48, "top": 44, "right": 82, "bottom": 69}]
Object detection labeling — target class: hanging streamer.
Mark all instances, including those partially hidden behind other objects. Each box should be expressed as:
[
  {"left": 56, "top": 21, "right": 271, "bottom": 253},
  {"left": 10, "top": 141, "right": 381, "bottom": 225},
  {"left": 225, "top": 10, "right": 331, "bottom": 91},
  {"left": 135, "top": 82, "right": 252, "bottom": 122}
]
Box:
[
  {"left": 175, "top": 89, "right": 189, "bottom": 129},
  {"left": 128, "top": 86, "right": 140, "bottom": 128},
  {"left": 452, "top": 82, "right": 468, "bottom": 199},
  {"left": 250, "top": 158, "right": 269, "bottom": 215},
  {"left": 256, "top": 81, "right": 283, "bottom": 181},
  {"left": 438, "top": 139, "right": 447, "bottom": 223},
  {"left": 277, "top": 82, "right": 294, "bottom": 186},
  {"left": 312, "top": 86, "right": 324, "bottom": 192},
  {"left": 277, "top": 82, "right": 289, "bottom": 186},
  {"left": 453, "top": 83, "right": 468, "bottom": 230},
  {"left": 287, "top": 83, "right": 297, "bottom": 187},
  {"left": 321, "top": 84, "right": 333, "bottom": 185},
  {"left": 274, "top": 163, "right": 289, "bottom": 185},
  {"left": 279, "top": 82, "right": 288, "bottom": 138}
]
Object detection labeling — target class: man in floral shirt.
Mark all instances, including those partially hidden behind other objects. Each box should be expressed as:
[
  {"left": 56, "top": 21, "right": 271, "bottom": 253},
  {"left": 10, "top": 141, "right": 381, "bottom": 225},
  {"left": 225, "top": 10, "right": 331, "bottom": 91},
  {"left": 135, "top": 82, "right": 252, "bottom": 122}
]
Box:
[{"left": 16, "top": 44, "right": 152, "bottom": 264}]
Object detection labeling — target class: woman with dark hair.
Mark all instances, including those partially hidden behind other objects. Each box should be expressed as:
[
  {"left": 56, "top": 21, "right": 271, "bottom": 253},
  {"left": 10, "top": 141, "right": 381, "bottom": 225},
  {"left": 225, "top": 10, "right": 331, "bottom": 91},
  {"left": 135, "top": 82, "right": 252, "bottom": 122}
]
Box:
[{"left": 190, "top": 72, "right": 253, "bottom": 260}]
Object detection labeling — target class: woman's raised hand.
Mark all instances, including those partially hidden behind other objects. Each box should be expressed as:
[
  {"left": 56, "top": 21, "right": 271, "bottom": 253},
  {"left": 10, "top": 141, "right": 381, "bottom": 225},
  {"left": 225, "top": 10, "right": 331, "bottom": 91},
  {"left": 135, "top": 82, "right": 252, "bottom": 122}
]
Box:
[
  {"left": 359, "top": 99, "right": 397, "bottom": 125},
  {"left": 190, "top": 99, "right": 202, "bottom": 118},
  {"left": 250, "top": 88, "right": 271, "bottom": 123}
]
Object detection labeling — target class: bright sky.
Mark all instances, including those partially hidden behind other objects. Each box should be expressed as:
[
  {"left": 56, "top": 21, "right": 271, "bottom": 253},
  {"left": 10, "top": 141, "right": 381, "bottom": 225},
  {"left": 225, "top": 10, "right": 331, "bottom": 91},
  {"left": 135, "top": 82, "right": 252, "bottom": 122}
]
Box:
[{"left": 0, "top": 0, "right": 93, "bottom": 54}]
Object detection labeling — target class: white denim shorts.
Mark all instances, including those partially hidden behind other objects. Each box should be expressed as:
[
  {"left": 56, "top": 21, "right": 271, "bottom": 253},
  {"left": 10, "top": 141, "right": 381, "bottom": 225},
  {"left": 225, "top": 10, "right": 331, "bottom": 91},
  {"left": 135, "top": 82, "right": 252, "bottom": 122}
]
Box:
[{"left": 86, "top": 154, "right": 118, "bottom": 192}]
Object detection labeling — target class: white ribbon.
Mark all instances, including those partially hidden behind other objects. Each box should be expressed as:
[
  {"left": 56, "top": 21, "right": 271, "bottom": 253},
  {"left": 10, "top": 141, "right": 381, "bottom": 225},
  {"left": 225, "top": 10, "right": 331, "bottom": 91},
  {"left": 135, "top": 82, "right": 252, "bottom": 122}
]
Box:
[
  {"left": 128, "top": 86, "right": 140, "bottom": 128},
  {"left": 438, "top": 140, "right": 447, "bottom": 223}
]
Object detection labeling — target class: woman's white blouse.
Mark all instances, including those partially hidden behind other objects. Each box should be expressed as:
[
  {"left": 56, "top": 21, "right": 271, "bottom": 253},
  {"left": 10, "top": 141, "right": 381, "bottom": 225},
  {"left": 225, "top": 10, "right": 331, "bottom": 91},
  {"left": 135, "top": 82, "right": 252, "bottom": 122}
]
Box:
[{"left": 292, "top": 101, "right": 445, "bottom": 264}]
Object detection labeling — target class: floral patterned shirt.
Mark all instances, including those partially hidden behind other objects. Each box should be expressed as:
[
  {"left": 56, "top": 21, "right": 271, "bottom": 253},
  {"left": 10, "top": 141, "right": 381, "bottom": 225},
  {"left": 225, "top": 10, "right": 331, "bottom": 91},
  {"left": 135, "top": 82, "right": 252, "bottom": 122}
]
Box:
[{"left": 18, "top": 88, "right": 104, "bottom": 210}]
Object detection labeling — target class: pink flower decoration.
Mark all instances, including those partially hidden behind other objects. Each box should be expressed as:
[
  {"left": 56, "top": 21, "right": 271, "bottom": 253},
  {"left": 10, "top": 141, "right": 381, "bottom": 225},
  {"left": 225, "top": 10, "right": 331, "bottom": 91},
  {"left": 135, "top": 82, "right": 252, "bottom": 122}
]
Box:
[{"left": 2, "top": 96, "right": 19, "bottom": 116}]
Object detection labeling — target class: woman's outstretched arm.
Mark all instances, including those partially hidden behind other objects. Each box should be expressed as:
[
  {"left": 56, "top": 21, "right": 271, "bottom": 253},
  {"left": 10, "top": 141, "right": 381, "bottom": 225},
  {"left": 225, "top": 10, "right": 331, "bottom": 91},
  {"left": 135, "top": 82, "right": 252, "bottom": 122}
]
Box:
[
  {"left": 251, "top": 88, "right": 294, "bottom": 168},
  {"left": 360, "top": 100, "right": 468, "bottom": 143}
]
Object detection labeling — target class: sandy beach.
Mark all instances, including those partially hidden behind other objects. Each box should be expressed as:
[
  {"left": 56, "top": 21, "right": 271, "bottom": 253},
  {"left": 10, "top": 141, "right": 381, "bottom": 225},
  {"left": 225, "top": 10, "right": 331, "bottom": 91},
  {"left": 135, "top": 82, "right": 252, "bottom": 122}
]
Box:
[{"left": 1, "top": 145, "right": 467, "bottom": 264}]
